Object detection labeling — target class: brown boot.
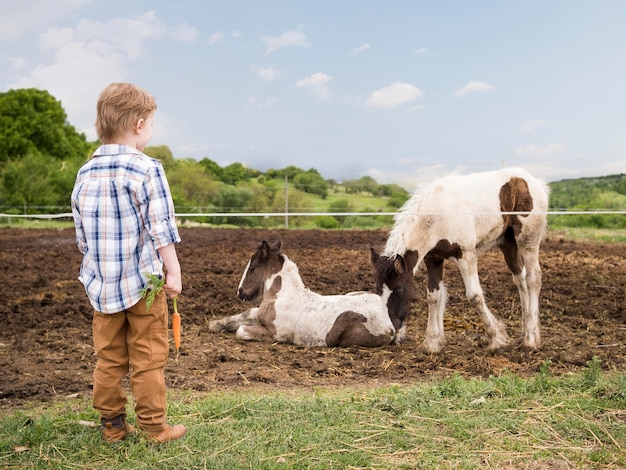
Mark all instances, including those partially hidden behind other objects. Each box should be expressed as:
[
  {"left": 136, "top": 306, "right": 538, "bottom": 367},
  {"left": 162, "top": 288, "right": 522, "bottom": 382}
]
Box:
[
  {"left": 101, "top": 416, "right": 137, "bottom": 443},
  {"left": 145, "top": 424, "right": 187, "bottom": 444}
]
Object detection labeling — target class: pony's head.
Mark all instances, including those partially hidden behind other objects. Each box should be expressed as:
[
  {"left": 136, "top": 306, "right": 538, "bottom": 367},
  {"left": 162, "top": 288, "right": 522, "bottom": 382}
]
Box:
[
  {"left": 237, "top": 239, "right": 285, "bottom": 301},
  {"left": 371, "top": 248, "right": 418, "bottom": 332}
]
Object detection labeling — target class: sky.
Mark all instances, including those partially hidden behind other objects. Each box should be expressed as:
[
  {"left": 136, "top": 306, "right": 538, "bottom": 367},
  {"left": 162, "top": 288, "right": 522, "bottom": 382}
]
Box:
[{"left": 1, "top": 1, "right": 625, "bottom": 190}]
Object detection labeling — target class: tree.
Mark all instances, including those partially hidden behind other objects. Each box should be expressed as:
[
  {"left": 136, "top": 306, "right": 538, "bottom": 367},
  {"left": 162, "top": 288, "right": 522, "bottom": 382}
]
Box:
[
  {"left": 292, "top": 169, "right": 329, "bottom": 198},
  {"left": 328, "top": 198, "right": 353, "bottom": 224},
  {"left": 374, "top": 183, "right": 408, "bottom": 198},
  {"left": 198, "top": 157, "right": 225, "bottom": 181},
  {"left": 222, "top": 162, "right": 257, "bottom": 185},
  {"left": 244, "top": 183, "right": 273, "bottom": 213},
  {"left": 270, "top": 188, "right": 313, "bottom": 227},
  {"left": 213, "top": 185, "right": 254, "bottom": 213},
  {"left": 357, "top": 176, "right": 378, "bottom": 193},
  {"left": 145, "top": 145, "right": 175, "bottom": 167},
  {"left": 165, "top": 159, "right": 219, "bottom": 209},
  {"left": 616, "top": 175, "right": 626, "bottom": 196},
  {"left": 211, "top": 184, "right": 258, "bottom": 226},
  {"left": 0, "top": 153, "right": 59, "bottom": 209},
  {"left": 0, "top": 88, "right": 90, "bottom": 163},
  {"left": 266, "top": 165, "right": 305, "bottom": 180}
]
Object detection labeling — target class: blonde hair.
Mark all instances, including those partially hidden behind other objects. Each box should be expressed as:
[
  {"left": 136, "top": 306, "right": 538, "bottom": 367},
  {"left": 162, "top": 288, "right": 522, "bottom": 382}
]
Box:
[{"left": 95, "top": 83, "right": 157, "bottom": 143}]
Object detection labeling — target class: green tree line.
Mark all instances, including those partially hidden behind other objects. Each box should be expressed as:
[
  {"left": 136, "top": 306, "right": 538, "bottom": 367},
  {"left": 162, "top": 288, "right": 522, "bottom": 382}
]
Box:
[
  {"left": 0, "top": 88, "right": 409, "bottom": 229},
  {"left": 0, "top": 88, "right": 624, "bottom": 229},
  {"left": 548, "top": 174, "right": 626, "bottom": 229}
]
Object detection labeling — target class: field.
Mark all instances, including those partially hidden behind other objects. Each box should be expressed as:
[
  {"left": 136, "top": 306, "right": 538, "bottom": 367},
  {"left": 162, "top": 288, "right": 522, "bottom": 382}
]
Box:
[{"left": 0, "top": 227, "right": 625, "bottom": 410}]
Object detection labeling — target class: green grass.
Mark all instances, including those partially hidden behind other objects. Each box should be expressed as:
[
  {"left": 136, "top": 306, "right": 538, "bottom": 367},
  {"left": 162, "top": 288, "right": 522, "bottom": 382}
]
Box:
[
  {"left": 0, "top": 218, "right": 74, "bottom": 229},
  {"left": 547, "top": 227, "right": 626, "bottom": 243},
  {"left": 305, "top": 187, "right": 393, "bottom": 213},
  {"left": 2, "top": 359, "right": 625, "bottom": 469}
]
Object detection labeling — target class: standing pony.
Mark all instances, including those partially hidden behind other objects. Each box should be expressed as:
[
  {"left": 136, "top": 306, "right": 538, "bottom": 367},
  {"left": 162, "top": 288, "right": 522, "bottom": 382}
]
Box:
[{"left": 373, "top": 167, "right": 550, "bottom": 353}]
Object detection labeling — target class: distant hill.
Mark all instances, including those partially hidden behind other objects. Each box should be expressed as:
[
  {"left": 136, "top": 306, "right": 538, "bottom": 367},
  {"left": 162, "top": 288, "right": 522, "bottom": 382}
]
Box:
[{"left": 548, "top": 173, "right": 626, "bottom": 209}]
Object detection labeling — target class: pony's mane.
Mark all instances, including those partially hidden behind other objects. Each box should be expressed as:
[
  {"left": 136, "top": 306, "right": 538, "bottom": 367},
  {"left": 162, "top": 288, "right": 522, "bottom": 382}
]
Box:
[
  {"left": 374, "top": 253, "right": 397, "bottom": 279},
  {"left": 383, "top": 190, "right": 427, "bottom": 257},
  {"left": 273, "top": 253, "right": 305, "bottom": 289}
]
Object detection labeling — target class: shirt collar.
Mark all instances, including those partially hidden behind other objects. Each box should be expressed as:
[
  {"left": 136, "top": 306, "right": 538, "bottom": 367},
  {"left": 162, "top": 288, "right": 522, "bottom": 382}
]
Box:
[{"left": 93, "top": 144, "right": 142, "bottom": 157}]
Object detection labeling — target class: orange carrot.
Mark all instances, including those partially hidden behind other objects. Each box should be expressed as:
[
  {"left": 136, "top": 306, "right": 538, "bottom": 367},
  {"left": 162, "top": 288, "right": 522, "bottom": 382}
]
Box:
[{"left": 172, "top": 297, "right": 181, "bottom": 352}]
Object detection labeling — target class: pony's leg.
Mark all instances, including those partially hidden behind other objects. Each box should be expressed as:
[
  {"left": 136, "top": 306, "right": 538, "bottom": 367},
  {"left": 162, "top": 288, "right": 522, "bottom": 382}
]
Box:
[
  {"left": 455, "top": 253, "right": 510, "bottom": 350},
  {"left": 499, "top": 234, "right": 542, "bottom": 350},
  {"left": 235, "top": 323, "right": 276, "bottom": 342},
  {"left": 208, "top": 307, "right": 259, "bottom": 333},
  {"left": 518, "top": 246, "right": 542, "bottom": 349},
  {"left": 422, "top": 257, "right": 447, "bottom": 353},
  {"left": 392, "top": 324, "right": 407, "bottom": 344}
]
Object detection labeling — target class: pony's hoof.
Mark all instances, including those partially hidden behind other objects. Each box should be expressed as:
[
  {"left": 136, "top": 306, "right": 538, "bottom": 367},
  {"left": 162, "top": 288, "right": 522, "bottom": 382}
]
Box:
[
  {"left": 207, "top": 321, "right": 222, "bottom": 332},
  {"left": 520, "top": 332, "right": 541, "bottom": 351},
  {"left": 421, "top": 337, "right": 445, "bottom": 354},
  {"left": 486, "top": 335, "right": 510, "bottom": 352}
]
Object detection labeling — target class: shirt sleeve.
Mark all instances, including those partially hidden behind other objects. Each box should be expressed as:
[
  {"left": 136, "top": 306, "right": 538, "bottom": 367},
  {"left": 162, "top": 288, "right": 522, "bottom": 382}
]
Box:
[
  {"left": 142, "top": 162, "right": 181, "bottom": 249},
  {"left": 70, "top": 184, "right": 88, "bottom": 254}
]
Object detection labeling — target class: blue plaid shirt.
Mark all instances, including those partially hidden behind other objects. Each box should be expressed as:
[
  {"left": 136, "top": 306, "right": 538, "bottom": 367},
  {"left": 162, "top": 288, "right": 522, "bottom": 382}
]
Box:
[{"left": 71, "top": 144, "right": 181, "bottom": 313}]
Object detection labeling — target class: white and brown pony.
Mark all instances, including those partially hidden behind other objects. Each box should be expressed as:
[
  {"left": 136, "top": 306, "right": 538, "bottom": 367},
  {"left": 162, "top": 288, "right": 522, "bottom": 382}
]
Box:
[
  {"left": 209, "top": 239, "right": 397, "bottom": 347},
  {"left": 372, "top": 167, "right": 550, "bottom": 353}
]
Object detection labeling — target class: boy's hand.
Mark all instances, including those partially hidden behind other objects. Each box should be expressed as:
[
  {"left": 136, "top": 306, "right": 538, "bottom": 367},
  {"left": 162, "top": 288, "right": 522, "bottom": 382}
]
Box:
[
  {"left": 164, "top": 272, "right": 182, "bottom": 299},
  {"left": 158, "top": 243, "right": 182, "bottom": 299}
]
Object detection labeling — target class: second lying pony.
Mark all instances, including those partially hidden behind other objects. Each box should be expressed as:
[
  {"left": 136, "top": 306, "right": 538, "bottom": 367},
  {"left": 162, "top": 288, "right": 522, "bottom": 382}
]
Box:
[{"left": 208, "top": 239, "right": 397, "bottom": 347}]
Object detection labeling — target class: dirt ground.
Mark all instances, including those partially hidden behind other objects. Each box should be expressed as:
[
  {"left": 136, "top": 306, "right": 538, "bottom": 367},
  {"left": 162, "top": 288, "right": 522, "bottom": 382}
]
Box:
[{"left": 1, "top": 227, "right": 625, "bottom": 410}]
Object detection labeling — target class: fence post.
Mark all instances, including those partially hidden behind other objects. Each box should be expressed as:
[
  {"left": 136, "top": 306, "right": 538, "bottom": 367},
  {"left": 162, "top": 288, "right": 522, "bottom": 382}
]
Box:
[{"left": 284, "top": 175, "right": 289, "bottom": 229}]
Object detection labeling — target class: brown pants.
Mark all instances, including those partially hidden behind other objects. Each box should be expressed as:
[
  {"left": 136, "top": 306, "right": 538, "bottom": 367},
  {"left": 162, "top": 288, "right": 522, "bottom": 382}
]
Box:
[{"left": 92, "top": 292, "right": 169, "bottom": 432}]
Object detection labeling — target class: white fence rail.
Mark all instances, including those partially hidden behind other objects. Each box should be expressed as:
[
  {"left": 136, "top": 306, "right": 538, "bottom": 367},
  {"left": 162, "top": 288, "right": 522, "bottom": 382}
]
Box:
[{"left": 1, "top": 210, "right": 626, "bottom": 220}]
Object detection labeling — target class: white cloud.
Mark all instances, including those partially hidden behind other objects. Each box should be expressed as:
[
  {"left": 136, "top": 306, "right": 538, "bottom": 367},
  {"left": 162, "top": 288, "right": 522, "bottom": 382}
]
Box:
[
  {"left": 514, "top": 143, "right": 566, "bottom": 157},
  {"left": 261, "top": 29, "right": 310, "bottom": 54},
  {"left": 296, "top": 72, "right": 333, "bottom": 100},
  {"left": 176, "top": 143, "right": 210, "bottom": 159},
  {"left": 415, "top": 47, "right": 428, "bottom": 55},
  {"left": 11, "top": 57, "right": 28, "bottom": 70},
  {"left": 454, "top": 81, "right": 497, "bottom": 96},
  {"left": 520, "top": 119, "right": 545, "bottom": 132},
  {"left": 365, "top": 82, "right": 423, "bottom": 108},
  {"left": 171, "top": 23, "right": 200, "bottom": 43},
  {"left": 243, "top": 96, "right": 277, "bottom": 110},
  {"left": 7, "top": 11, "right": 198, "bottom": 140},
  {"left": 0, "top": 0, "right": 90, "bottom": 41},
  {"left": 352, "top": 43, "right": 370, "bottom": 55},
  {"left": 368, "top": 164, "right": 468, "bottom": 192},
  {"left": 208, "top": 31, "right": 224, "bottom": 45},
  {"left": 10, "top": 40, "right": 127, "bottom": 139},
  {"left": 39, "top": 11, "right": 170, "bottom": 60},
  {"left": 255, "top": 66, "right": 281, "bottom": 82},
  {"left": 231, "top": 30, "right": 242, "bottom": 39}
]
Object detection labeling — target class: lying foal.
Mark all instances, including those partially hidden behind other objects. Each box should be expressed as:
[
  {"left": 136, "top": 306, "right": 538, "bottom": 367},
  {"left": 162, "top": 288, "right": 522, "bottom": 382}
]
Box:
[{"left": 209, "top": 239, "right": 397, "bottom": 347}]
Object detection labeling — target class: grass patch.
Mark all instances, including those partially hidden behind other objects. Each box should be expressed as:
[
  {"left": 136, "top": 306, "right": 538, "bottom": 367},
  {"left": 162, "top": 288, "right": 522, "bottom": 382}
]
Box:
[
  {"left": 547, "top": 227, "right": 626, "bottom": 243},
  {"left": 2, "top": 360, "right": 625, "bottom": 469},
  {"left": 316, "top": 187, "right": 392, "bottom": 213},
  {"left": 0, "top": 218, "right": 74, "bottom": 229},
  {"left": 5, "top": 217, "right": 626, "bottom": 245}
]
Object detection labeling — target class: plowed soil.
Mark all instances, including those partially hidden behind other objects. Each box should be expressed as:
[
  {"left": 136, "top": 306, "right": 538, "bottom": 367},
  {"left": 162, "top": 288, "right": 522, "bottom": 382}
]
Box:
[{"left": 1, "top": 227, "right": 625, "bottom": 410}]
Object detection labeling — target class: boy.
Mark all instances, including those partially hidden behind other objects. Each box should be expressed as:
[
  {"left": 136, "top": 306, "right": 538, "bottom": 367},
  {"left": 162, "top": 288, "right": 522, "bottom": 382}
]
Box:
[{"left": 71, "top": 82, "right": 186, "bottom": 444}]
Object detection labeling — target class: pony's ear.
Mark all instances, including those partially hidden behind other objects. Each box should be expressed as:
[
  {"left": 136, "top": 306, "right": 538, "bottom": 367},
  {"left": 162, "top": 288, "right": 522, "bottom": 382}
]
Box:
[
  {"left": 370, "top": 247, "right": 380, "bottom": 264},
  {"left": 270, "top": 238, "right": 282, "bottom": 251},
  {"left": 260, "top": 240, "right": 270, "bottom": 259},
  {"left": 404, "top": 250, "right": 418, "bottom": 272},
  {"left": 394, "top": 251, "right": 418, "bottom": 274},
  {"left": 393, "top": 255, "right": 405, "bottom": 274}
]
